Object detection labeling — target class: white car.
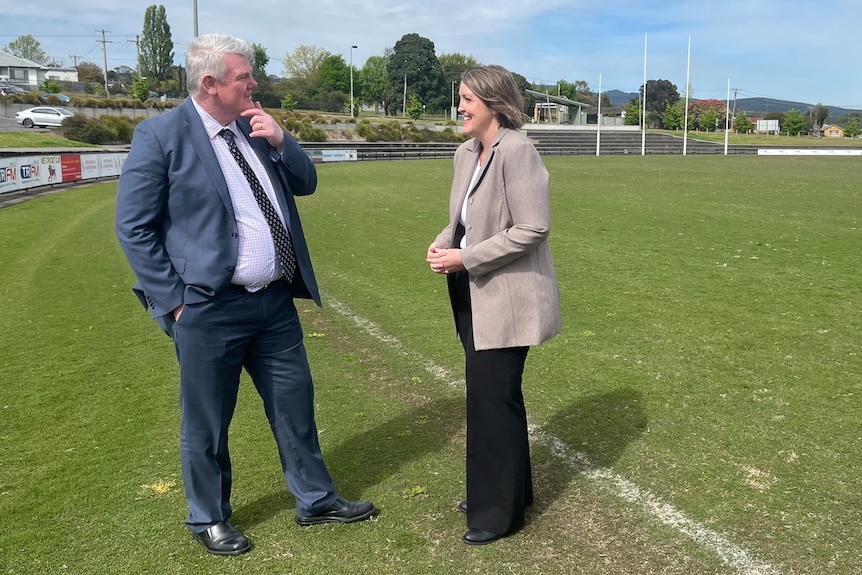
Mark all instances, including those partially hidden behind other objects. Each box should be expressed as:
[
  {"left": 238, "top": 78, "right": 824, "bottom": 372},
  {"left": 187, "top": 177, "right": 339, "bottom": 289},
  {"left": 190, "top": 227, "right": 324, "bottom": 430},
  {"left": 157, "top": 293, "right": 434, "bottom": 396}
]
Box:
[{"left": 15, "top": 106, "right": 74, "bottom": 128}]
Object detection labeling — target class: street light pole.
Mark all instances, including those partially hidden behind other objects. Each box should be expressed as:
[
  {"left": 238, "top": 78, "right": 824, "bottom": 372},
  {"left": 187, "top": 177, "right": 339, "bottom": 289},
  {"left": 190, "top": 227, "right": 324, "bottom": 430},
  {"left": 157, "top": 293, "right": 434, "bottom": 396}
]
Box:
[
  {"left": 350, "top": 45, "right": 357, "bottom": 119},
  {"left": 451, "top": 80, "right": 456, "bottom": 121},
  {"left": 193, "top": 0, "right": 198, "bottom": 37}
]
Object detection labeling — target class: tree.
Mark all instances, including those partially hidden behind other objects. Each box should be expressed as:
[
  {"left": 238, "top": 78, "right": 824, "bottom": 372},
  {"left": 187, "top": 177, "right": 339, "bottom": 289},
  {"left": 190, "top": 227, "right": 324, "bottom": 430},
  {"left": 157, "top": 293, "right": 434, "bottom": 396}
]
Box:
[
  {"left": 407, "top": 95, "right": 424, "bottom": 120},
  {"left": 662, "top": 103, "right": 684, "bottom": 130},
  {"left": 810, "top": 103, "right": 829, "bottom": 128},
  {"left": 386, "top": 34, "right": 446, "bottom": 114},
  {"left": 139, "top": 5, "right": 175, "bottom": 85},
  {"left": 438, "top": 52, "right": 479, "bottom": 84},
  {"left": 640, "top": 79, "right": 680, "bottom": 115},
  {"left": 281, "top": 93, "right": 297, "bottom": 111},
  {"left": 251, "top": 43, "right": 279, "bottom": 108},
  {"left": 132, "top": 74, "right": 151, "bottom": 101},
  {"left": 359, "top": 55, "right": 390, "bottom": 113},
  {"left": 318, "top": 55, "right": 349, "bottom": 94},
  {"left": 6, "top": 35, "right": 49, "bottom": 65},
  {"left": 556, "top": 79, "right": 592, "bottom": 103},
  {"left": 688, "top": 99, "right": 728, "bottom": 132},
  {"left": 782, "top": 109, "right": 807, "bottom": 136},
  {"left": 698, "top": 107, "right": 719, "bottom": 132},
  {"left": 282, "top": 45, "right": 330, "bottom": 82},
  {"left": 42, "top": 79, "right": 62, "bottom": 94},
  {"left": 109, "top": 65, "right": 136, "bottom": 88},
  {"left": 623, "top": 99, "right": 641, "bottom": 125},
  {"left": 76, "top": 61, "right": 103, "bottom": 84},
  {"left": 844, "top": 117, "right": 859, "bottom": 138},
  {"left": 252, "top": 43, "right": 269, "bottom": 78},
  {"left": 512, "top": 72, "right": 533, "bottom": 118},
  {"left": 734, "top": 113, "right": 754, "bottom": 134}
]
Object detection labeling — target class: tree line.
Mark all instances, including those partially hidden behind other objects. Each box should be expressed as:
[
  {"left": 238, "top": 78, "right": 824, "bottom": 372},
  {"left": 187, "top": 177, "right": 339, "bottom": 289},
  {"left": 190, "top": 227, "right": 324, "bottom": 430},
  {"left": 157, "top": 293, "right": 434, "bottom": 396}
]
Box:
[
  {"left": 5, "top": 5, "right": 859, "bottom": 136},
  {"left": 620, "top": 79, "right": 860, "bottom": 137}
]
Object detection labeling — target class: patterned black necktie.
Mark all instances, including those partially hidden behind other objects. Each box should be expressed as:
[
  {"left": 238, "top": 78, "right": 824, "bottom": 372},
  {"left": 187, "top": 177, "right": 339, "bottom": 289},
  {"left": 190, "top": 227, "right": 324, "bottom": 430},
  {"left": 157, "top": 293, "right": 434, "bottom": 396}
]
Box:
[{"left": 219, "top": 128, "right": 296, "bottom": 284}]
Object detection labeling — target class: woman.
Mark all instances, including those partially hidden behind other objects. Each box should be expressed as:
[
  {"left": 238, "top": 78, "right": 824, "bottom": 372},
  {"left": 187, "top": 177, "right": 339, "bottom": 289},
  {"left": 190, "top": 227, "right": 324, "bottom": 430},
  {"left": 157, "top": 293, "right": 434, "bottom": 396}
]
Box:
[{"left": 426, "top": 65, "right": 561, "bottom": 545}]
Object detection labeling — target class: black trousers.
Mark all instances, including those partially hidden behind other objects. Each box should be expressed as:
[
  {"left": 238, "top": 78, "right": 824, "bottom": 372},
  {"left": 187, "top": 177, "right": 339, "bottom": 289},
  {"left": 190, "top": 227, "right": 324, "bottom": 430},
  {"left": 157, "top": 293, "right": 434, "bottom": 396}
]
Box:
[{"left": 452, "top": 271, "right": 532, "bottom": 535}]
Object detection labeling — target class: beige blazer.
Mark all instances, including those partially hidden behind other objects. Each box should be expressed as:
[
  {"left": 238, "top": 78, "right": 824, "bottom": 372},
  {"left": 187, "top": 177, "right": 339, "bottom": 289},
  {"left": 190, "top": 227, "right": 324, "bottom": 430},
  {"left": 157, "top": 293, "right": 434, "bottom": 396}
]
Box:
[{"left": 434, "top": 128, "right": 561, "bottom": 351}]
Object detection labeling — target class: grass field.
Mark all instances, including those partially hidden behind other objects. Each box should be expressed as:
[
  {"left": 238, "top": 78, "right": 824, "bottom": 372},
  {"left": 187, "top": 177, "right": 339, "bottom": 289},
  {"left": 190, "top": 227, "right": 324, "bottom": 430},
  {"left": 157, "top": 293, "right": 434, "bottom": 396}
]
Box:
[{"left": 1, "top": 156, "right": 860, "bottom": 574}]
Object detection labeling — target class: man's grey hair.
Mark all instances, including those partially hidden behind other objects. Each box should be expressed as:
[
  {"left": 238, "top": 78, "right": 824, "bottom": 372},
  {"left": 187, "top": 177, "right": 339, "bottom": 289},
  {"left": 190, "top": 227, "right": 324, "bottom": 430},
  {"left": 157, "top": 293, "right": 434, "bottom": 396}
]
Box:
[{"left": 185, "top": 33, "right": 255, "bottom": 96}]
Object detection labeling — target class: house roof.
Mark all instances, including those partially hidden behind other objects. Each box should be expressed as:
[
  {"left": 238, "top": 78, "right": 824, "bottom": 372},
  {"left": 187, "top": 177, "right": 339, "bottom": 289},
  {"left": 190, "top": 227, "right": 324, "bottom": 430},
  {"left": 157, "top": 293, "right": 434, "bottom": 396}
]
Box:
[
  {"left": 525, "top": 89, "right": 590, "bottom": 108},
  {"left": 0, "top": 51, "right": 46, "bottom": 69}
]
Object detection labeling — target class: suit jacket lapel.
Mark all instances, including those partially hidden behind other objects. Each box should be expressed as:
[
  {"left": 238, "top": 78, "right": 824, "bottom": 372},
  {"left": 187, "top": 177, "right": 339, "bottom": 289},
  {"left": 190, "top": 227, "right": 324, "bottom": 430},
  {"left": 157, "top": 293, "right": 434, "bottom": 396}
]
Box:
[{"left": 180, "top": 100, "right": 236, "bottom": 218}]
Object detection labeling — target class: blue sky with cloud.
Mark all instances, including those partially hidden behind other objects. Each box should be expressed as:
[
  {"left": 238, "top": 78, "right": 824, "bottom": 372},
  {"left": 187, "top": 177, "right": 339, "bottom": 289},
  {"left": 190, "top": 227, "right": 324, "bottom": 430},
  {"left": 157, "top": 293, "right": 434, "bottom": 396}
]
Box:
[{"left": 2, "top": 0, "right": 859, "bottom": 108}]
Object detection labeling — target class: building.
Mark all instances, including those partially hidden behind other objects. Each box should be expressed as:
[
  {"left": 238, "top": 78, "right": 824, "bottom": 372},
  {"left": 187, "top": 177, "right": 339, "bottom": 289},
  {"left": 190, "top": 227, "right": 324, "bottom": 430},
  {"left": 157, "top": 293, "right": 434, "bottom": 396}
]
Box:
[
  {"left": 0, "top": 51, "right": 48, "bottom": 91},
  {"left": 525, "top": 89, "right": 590, "bottom": 125},
  {"left": 819, "top": 124, "right": 844, "bottom": 138},
  {"left": 44, "top": 65, "right": 79, "bottom": 83}
]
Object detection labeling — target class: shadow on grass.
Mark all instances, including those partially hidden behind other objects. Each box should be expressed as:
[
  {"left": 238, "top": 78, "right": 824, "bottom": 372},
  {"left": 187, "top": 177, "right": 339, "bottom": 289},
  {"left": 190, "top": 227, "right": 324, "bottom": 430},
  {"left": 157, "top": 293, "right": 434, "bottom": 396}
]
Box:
[
  {"left": 531, "top": 387, "right": 647, "bottom": 517},
  {"left": 236, "top": 395, "right": 464, "bottom": 527}
]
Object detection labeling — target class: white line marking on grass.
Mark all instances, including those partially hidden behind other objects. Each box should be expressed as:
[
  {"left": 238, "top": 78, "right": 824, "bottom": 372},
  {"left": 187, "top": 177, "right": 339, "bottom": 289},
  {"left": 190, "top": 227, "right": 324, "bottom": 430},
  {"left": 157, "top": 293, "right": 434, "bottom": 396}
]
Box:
[
  {"left": 530, "top": 429, "right": 781, "bottom": 575},
  {"left": 325, "top": 296, "right": 782, "bottom": 575}
]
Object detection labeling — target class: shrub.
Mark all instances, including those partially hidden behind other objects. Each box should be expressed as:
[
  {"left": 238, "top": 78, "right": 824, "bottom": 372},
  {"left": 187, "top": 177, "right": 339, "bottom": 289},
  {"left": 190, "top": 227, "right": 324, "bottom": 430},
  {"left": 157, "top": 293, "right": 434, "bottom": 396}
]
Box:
[
  {"left": 297, "top": 124, "right": 328, "bottom": 142},
  {"left": 355, "top": 123, "right": 379, "bottom": 141},
  {"left": 60, "top": 114, "right": 111, "bottom": 144},
  {"left": 404, "top": 125, "right": 429, "bottom": 142},
  {"left": 376, "top": 121, "right": 403, "bottom": 142},
  {"left": 98, "top": 115, "right": 136, "bottom": 144}
]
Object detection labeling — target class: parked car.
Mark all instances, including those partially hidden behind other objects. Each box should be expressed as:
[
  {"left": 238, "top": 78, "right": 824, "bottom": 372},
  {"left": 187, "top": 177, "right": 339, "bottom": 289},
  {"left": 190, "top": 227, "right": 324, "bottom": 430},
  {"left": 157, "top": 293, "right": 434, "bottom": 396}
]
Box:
[
  {"left": 40, "top": 93, "right": 71, "bottom": 103},
  {"left": 0, "top": 83, "right": 25, "bottom": 94},
  {"left": 15, "top": 106, "right": 74, "bottom": 128}
]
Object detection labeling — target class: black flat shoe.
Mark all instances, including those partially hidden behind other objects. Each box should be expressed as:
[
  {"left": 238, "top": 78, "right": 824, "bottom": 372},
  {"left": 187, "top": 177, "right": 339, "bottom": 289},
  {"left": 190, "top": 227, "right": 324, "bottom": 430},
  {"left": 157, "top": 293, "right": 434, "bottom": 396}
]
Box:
[
  {"left": 192, "top": 521, "right": 251, "bottom": 556},
  {"left": 462, "top": 528, "right": 501, "bottom": 545},
  {"left": 295, "top": 495, "right": 376, "bottom": 526}
]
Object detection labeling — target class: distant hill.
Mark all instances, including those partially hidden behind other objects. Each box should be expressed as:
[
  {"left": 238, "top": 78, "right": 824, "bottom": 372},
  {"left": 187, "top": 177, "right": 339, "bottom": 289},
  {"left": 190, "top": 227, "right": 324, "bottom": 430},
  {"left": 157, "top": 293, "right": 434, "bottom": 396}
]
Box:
[
  {"left": 600, "top": 90, "right": 860, "bottom": 118},
  {"left": 605, "top": 89, "right": 638, "bottom": 107},
  {"left": 731, "top": 98, "right": 859, "bottom": 118}
]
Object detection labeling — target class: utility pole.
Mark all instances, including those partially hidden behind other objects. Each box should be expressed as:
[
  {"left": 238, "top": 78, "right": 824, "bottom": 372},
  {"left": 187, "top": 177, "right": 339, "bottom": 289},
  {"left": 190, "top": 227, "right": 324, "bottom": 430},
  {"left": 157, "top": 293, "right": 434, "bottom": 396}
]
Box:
[
  {"left": 97, "top": 29, "right": 113, "bottom": 97},
  {"left": 68, "top": 54, "right": 80, "bottom": 67},
  {"left": 349, "top": 45, "right": 357, "bottom": 119},
  {"left": 731, "top": 88, "right": 739, "bottom": 131},
  {"left": 129, "top": 35, "right": 141, "bottom": 77}
]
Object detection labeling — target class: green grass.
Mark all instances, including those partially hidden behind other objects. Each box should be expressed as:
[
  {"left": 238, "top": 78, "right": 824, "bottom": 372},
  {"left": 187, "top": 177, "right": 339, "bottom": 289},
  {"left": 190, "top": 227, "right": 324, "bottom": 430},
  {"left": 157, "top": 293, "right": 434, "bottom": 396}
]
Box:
[
  {"left": 1, "top": 156, "right": 860, "bottom": 574},
  {"left": 0, "top": 132, "right": 94, "bottom": 148}
]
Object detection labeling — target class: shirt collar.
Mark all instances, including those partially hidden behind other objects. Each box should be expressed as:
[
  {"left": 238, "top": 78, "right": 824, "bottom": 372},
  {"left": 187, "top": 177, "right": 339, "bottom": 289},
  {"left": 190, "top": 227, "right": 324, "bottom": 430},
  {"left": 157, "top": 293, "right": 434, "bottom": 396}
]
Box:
[{"left": 191, "top": 97, "right": 238, "bottom": 141}]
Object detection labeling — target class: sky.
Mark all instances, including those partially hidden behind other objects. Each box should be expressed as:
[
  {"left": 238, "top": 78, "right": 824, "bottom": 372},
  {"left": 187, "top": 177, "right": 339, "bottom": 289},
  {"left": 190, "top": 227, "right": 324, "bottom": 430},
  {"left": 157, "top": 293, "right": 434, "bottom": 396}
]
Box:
[{"left": 2, "top": 0, "right": 860, "bottom": 109}]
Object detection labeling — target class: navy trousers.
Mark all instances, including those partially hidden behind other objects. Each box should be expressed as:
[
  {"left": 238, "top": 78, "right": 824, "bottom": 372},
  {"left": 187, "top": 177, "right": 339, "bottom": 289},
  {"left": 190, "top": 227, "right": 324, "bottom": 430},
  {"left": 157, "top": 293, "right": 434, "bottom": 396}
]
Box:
[
  {"left": 452, "top": 271, "right": 533, "bottom": 535},
  {"left": 170, "top": 280, "right": 336, "bottom": 531}
]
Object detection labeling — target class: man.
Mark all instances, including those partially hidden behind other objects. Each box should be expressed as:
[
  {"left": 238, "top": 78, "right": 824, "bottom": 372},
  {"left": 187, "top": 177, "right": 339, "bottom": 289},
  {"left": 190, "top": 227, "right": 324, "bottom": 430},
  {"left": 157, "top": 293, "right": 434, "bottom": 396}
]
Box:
[{"left": 115, "top": 33, "right": 375, "bottom": 556}]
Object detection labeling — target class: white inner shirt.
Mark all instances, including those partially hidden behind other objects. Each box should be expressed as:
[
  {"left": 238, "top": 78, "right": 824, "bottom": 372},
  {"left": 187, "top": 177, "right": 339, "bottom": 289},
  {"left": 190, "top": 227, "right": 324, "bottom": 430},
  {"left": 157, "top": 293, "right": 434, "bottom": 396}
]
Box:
[
  {"left": 459, "top": 159, "right": 483, "bottom": 249},
  {"left": 193, "top": 98, "right": 286, "bottom": 289}
]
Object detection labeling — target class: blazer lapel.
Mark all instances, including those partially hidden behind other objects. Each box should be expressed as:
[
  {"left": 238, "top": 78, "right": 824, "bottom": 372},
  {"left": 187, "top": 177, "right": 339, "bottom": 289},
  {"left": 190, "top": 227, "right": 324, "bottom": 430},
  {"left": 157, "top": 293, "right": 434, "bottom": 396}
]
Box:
[
  {"left": 464, "top": 128, "right": 508, "bottom": 200},
  {"left": 181, "top": 101, "right": 236, "bottom": 217}
]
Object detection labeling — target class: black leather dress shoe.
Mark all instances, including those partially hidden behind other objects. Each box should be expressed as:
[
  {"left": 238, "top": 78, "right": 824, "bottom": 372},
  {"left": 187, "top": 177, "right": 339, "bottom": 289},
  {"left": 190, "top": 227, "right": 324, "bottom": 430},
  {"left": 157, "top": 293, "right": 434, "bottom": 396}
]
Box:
[
  {"left": 192, "top": 521, "right": 251, "bottom": 556},
  {"left": 462, "top": 528, "right": 501, "bottom": 545},
  {"left": 295, "top": 496, "right": 376, "bottom": 526},
  {"left": 458, "top": 500, "right": 468, "bottom": 513}
]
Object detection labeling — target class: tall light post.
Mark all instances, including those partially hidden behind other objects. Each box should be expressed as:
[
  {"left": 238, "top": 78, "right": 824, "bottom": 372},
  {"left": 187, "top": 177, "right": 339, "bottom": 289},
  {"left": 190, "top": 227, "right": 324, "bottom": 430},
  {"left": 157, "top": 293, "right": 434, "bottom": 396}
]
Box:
[
  {"left": 349, "top": 45, "right": 357, "bottom": 119},
  {"left": 451, "top": 80, "right": 457, "bottom": 121}
]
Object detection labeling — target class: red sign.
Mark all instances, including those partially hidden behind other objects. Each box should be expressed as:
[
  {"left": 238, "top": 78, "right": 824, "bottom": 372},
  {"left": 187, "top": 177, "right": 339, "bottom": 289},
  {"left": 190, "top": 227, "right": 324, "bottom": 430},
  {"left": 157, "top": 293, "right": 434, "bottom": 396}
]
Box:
[{"left": 61, "top": 154, "right": 82, "bottom": 182}]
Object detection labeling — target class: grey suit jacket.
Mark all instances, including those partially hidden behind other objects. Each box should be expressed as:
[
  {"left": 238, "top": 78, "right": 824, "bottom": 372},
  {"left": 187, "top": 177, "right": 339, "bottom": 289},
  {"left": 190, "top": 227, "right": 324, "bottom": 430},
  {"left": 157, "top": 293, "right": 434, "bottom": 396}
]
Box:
[
  {"left": 435, "top": 128, "right": 561, "bottom": 351},
  {"left": 115, "top": 98, "right": 321, "bottom": 328}
]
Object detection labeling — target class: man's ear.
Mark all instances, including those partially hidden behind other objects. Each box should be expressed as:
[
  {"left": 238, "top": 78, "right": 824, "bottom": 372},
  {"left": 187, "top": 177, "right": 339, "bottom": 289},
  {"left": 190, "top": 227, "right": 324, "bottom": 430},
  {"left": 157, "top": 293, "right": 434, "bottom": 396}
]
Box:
[{"left": 201, "top": 74, "right": 217, "bottom": 94}]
